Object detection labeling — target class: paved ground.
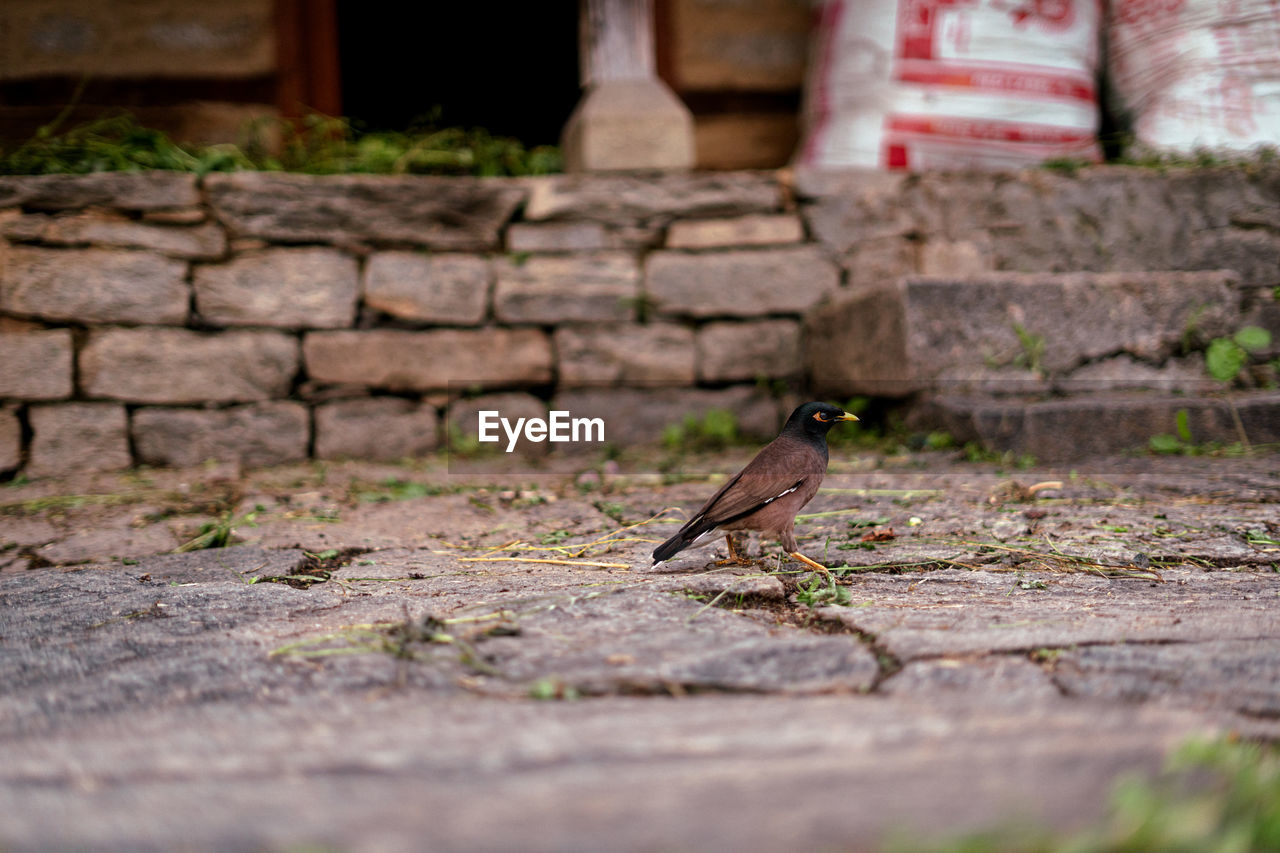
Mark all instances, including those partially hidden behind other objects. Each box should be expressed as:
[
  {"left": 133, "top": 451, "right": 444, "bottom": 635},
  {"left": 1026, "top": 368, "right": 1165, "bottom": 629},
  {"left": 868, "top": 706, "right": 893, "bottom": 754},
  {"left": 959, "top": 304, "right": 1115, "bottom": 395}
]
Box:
[{"left": 2, "top": 447, "right": 1278, "bottom": 851}]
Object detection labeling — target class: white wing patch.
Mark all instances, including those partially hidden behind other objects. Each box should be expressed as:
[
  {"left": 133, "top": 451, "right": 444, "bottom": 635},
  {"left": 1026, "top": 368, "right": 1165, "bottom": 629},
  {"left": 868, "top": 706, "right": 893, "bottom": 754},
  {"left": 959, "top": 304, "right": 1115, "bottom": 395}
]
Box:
[{"left": 761, "top": 483, "right": 800, "bottom": 506}]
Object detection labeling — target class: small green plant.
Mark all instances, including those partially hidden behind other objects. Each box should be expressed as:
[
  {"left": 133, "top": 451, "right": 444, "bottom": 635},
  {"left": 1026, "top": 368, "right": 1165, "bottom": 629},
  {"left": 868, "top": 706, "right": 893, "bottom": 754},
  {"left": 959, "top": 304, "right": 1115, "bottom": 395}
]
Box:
[
  {"left": 962, "top": 442, "right": 1037, "bottom": 469},
  {"left": 922, "top": 430, "right": 956, "bottom": 450},
  {"left": 354, "top": 478, "right": 449, "bottom": 503},
  {"left": 661, "top": 409, "right": 740, "bottom": 453},
  {"left": 594, "top": 501, "right": 628, "bottom": 524},
  {"left": 1011, "top": 322, "right": 1047, "bottom": 375},
  {"left": 1, "top": 110, "right": 562, "bottom": 177},
  {"left": 538, "top": 529, "right": 574, "bottom": 545},
  {"left": 1150, "top": 408, "right": 1195, "bottom": 455},
  {"left": 901, "top": 735, "right": 1280, "bottom": 852},
  {"left": 173, "top": 510, "right": 257, "bottom": 553},
  {"left": 529, "top": 678, "right": 581, "bottom": 701},
  {"left": 794, "top": 574, "right": 853, "bottom": 607},
  {"left": 1206, "top": 326, "right": 1272, "bottom": 384}
]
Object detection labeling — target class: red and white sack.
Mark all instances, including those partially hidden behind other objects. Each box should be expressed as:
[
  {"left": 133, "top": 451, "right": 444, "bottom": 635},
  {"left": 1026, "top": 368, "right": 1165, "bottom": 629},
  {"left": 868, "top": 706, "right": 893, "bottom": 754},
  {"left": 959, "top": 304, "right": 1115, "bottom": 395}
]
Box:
[
  {"left": 1108, "top": 0, "right": 1280, "bottom": 154},
  {"left": 798, "top": 0, "right": 1103, "bottom": 170}
]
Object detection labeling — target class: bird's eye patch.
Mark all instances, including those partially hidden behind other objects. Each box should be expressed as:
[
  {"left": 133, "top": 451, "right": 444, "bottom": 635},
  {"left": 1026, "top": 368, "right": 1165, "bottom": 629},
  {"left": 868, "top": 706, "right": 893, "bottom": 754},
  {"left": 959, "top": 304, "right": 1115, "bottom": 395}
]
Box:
[{"left": 812, "top": 412, "right": 827, "bottom": 422}]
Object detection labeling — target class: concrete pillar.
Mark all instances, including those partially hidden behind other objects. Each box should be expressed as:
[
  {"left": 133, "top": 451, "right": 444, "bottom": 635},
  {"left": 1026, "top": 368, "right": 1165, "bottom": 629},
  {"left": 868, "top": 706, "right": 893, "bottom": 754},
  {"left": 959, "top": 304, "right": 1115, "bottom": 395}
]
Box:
[{"left": 561, "top": 0, "right": 695, "bottom": 172}]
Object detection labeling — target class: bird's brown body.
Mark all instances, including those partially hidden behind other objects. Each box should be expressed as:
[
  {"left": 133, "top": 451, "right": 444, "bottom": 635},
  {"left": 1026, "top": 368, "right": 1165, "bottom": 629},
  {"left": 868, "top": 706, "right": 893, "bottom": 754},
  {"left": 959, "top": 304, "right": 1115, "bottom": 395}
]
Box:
[{"left": 652, "top": 402, "right": 856, "bottom": 570}]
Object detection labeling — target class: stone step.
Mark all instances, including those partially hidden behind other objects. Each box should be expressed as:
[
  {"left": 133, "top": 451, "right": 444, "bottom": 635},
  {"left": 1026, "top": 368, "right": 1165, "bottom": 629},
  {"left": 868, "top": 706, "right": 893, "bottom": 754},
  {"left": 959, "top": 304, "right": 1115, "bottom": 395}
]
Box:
[
  {"left": 913, "top": 391, "right": 1280, "bottom": 462},
  {"left": 806, "top": 271, "right": 1247, "bottom": 398}
]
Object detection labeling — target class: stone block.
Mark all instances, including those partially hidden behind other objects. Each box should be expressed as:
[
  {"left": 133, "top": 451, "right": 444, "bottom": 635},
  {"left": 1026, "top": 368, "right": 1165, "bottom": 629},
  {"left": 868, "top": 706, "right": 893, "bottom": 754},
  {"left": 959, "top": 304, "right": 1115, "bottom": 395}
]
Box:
[
  {"left": 132, "top": 403, "right": 309, "bottom": 468},
  {"left": 1059, "top": 355, "right": 1218, "bottom": 395},
  {"left": 646, "top": 247, "right": 838, "bottom": 319},
  {"left": 919, "top": 391, "right": 1280, "bottom": 462},
  {"left": 0, "top": 330, "right": 73, "bottom": 400},
  {"left": 27, "top": 403, "right": 131, "bottom": 477},
  {"left": 841, "top": 237, "right": 919, "bottom": 291},
  {"left": 666, "top": 214, "right": 804, "bottom": 249},
  {"left": 506, "top": 222, "right": 613, "bottom": 253},
  {"left": 919, "top": 240, "right": 989, "bottom": 277},
  {"left": 314, "top": 397, "right": 439, "bottom": 461},
  {"left": 0, "top": 246, "right": 188, "bottom": 325},
  {"left": 796, "top": 169, "right": 915, "bottom": 254},
  {"left": 10, "top": 211, "right": 227, "bottom": 259},
  {"left": 697, "top": 319, "right": 801, "bottom": 382},
  {"left": 804, "top": 286, "right": 910, "bottom": 397},
  {"left": 205, "top": 173, "right": 524, "bottom": 249},
  {"left": 561, "top": 79, "right": 695, "bottom": 172},
  {"left": 0, "top": 406, "right": 20, "bottom": 471},
  {"left": 555, "top": 324, "right": 696, "bottom": 387},
  {"left": 303, "top": 329, "right": 553, "bottom": 392},
  {"left": 80, "top": 328, "right": 298, "bottom": 404},
  {"left": 551, "top": 386, "right": 781, "bottom": 446},
  {"left": 363, "top": 252, "right": 489, "bottom": 325},
  {"left": 1189, "top": 229, "right": 1280, "bottom": 289},
  {"left": 524, "top": 171, "right": 780, "bottom": 225},
  {"left": 194, "top": 248, "right": 359, "bottom": 329},
  {"left": 0, "top": 173, "right": 201, "bottom": 212},
  {"left": 494, "top": 253, "right": 638, "bottom": 324},
  {"left": 805, "top": 271, "right": 1243, "bottom": 397}
]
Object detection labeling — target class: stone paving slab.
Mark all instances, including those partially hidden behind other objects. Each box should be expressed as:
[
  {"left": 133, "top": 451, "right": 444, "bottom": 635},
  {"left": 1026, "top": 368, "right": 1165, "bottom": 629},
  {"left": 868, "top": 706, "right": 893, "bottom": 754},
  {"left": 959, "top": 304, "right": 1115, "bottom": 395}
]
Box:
[{"left": 0, "top": 451, "right": 1277, "bottom": 851}]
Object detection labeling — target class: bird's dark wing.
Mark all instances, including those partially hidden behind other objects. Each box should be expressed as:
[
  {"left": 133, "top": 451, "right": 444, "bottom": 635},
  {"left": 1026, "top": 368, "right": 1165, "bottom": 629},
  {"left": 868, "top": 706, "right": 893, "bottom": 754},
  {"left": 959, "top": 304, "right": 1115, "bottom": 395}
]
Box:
[{"left": 680, "top": 437, "right": 820, "bottom": 531}]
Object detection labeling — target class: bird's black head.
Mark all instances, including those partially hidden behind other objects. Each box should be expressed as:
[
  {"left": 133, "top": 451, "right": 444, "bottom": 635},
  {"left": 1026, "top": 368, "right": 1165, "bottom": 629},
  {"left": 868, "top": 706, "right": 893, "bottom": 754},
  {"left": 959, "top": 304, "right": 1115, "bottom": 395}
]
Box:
[{"left": 781, "top": 401, "right": 859, "bottom": 439}]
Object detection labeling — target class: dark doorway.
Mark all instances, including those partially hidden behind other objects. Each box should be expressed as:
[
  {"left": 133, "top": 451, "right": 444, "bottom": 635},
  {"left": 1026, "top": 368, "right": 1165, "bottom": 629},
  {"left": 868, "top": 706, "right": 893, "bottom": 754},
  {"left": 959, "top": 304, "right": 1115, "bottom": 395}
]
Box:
[{"left": 335, "top": 3, "right": 581, "bottom": 147}]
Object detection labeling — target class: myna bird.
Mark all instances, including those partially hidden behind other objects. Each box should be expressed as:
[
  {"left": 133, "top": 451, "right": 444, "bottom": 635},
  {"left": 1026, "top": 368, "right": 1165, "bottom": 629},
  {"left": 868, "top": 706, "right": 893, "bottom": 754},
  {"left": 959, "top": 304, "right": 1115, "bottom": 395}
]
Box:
[{"left": 652, "top": 401, "right": 858, "bottom": 572}]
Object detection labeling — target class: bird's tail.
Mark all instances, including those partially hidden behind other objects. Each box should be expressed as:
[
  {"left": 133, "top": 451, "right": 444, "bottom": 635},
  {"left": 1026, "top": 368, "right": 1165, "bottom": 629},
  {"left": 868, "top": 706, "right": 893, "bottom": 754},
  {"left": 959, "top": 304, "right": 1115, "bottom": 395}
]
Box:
[
  {"left": 651, "top": 524, "right": 715, "bottom": 564},
  {"left": 651, "top": 533, "right": 691, "bottom": 564}
]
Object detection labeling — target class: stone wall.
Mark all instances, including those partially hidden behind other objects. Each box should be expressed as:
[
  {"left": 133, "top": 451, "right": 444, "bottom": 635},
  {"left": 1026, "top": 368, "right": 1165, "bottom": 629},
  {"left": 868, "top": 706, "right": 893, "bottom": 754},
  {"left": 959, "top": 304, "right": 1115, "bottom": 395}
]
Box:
[{"left": 2, "top": 166, "right": 1279, "bottom": 476}]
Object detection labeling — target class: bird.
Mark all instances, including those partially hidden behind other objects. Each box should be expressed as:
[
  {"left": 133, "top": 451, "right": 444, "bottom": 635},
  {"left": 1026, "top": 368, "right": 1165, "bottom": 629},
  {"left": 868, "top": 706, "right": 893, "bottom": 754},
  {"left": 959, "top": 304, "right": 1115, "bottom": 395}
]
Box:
[{"left": 652, "top": 401, "right": 858, "bottom": 572}]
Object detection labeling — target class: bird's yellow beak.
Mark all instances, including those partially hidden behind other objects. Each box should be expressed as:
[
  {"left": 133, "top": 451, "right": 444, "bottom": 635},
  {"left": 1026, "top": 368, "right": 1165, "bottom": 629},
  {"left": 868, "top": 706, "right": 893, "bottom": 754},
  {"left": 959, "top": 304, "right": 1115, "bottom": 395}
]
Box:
[{"left": 838, "top": 412, "right": 859, "bottom": 422}]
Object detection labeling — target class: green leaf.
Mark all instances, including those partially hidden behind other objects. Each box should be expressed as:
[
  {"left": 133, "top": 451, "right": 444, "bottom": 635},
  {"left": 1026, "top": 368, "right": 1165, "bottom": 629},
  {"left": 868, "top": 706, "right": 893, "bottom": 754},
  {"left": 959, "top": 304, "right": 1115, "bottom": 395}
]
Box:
[
  {"left": 1175, "top": 408, "right": 1193, "bottom": 443},
  {"left": 1149, "top": 434, "right": 1183, "bottom": 455},
  {"left": 1233, "top": 325, "right": 1272, "bottom": 353},
  {"left": 1206, "top": 337, "right": 1246, "bottom": 383}
]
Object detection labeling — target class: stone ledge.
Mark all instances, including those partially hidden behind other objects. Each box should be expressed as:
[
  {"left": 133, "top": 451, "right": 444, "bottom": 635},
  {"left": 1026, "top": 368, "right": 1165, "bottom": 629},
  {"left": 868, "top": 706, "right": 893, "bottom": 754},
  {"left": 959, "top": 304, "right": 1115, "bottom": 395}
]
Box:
[
  {"left": 2, "top": 211, "right": 226, "bottom": 259},
  {"left": 807, "top": 271, "right": 1243, "bottom": 398},
  {"left": 0, "top": 172, "right": 201, "bottom": 211},
  {"left": 524, "top": 172, "right": 781, "bottom": 224},
  {"left": 205, "top": 172, "right": 525, "bottom": 249},
  {"left": 917, "top": 391, "right": 1280, "bottom": 462}
]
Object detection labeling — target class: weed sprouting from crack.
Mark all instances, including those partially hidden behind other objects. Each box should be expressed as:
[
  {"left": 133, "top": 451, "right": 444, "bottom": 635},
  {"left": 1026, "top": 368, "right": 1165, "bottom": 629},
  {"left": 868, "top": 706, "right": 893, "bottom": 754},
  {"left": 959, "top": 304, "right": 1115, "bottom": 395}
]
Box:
[
  {"left": 246, "top": 547, "right": 370, "bottom": 589},
  {"left": 270, "top": 607, "right": 518, "bottom": 678}
]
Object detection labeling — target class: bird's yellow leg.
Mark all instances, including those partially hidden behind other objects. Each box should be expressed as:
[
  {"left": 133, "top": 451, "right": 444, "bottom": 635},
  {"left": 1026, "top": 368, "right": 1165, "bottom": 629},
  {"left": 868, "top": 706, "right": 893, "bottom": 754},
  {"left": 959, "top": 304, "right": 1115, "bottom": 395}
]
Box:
[
  {"left": 789, "top": 551, "right": 831, "bottom": 576},
  {"left": 716, "top": 534, "right": 754, "bottom": 566}
]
